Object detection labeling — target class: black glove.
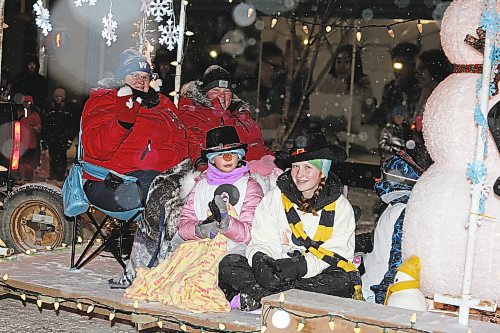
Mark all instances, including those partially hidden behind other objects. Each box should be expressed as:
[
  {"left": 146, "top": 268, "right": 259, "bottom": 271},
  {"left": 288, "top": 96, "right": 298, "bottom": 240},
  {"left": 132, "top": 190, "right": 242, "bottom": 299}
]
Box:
[
  {"left": 104, "top": 172, "right": 124, "bottom": 191},
  {"left": 208, "top": 198, "right": 222, "bottom": 222},
  {"left": 275, "top": 255, "right": 307, "bottom": 284},
  {"left": 195, "top": 219, "right": 218, "bottom": 239},
  {"left": 251, "top": 252, "right": 282, "bottom": 292},
  {"left": 209, "top": 195, "right": 229, "bottom": 229}
]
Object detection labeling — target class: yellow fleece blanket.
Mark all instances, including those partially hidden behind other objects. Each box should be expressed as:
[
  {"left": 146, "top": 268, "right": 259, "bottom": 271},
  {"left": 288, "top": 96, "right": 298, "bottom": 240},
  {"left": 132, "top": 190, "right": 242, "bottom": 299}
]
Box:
[{"left": 125, "top": 233, "right": 230, "bottom": 313}]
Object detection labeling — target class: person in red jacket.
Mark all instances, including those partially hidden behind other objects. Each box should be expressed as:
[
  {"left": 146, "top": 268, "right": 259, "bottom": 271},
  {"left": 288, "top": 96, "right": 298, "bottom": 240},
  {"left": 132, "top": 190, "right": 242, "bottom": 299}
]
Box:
[
  {"left": 179, "top": 65, "right": 273, "bottom": 172},
  {"left": 17, "top": 95, "right": 41, "bottom": 182},
  {"left": 81, "top": 48, "right": 188, "bottom": 211}
]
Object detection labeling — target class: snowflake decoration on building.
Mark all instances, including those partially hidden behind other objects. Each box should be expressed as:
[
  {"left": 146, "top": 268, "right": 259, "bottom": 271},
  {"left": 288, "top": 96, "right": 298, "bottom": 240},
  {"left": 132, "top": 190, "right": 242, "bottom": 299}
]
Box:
[
  {"left": 158, "top": 19, "right": 180, "bottom": 51},
  {"left": 33, "top": 0, "right": 52, "bottom": 36},
  {"left": 74, "top": 0, "right": 98, "bottom": 7},
  {"left": 147, "top": 0, "right": 174, "bottom": 23},
  {"left": 102, "top": 12, "right": 118, "bottom": 46}
]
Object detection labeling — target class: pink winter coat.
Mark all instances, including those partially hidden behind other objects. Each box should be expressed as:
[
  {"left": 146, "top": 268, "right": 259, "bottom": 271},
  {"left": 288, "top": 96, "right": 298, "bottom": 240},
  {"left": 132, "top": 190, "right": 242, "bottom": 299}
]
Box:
[{"left": 177, "top": 173, "right": 264, "bottom": 244}]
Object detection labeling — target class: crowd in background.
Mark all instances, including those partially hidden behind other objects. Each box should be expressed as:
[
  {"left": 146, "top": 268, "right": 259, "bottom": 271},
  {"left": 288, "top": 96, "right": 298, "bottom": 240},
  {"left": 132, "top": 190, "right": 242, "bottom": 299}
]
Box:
[{"left": 0, "top": 40, "right": 453, "bottom": 185}]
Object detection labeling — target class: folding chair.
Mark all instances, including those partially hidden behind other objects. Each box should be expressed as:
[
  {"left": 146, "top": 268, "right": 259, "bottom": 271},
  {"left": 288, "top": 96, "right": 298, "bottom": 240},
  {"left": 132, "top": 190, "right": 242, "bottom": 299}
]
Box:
[
  {"left": 65, "top": 126, "right": 145, "bottom": 271},
  {"left": 70, "top": 205, "right": 142, "bottom": 270}
]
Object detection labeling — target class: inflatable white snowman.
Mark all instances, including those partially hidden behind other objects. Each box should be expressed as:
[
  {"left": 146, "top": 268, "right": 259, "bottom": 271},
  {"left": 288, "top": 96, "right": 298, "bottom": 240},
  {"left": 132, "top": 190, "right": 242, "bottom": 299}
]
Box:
[
  {"left": 385, "top": 256, "right": 427, "bottom": 311},
  {"left": 403, "top": 0, "right": 500, "bottom": 302}
]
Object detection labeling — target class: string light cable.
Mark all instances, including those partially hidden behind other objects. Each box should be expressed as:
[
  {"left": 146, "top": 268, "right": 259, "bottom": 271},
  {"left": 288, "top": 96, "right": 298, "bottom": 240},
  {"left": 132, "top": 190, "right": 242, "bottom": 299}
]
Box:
[
  {"left": 0, "top": 276, "right": 435, "bottom": 333},
  {"left": 267, "top": 15, "right": 421, "bottom": 36},
  {"left": 260, "top": 301, "right": 433, "bottom": 333}
]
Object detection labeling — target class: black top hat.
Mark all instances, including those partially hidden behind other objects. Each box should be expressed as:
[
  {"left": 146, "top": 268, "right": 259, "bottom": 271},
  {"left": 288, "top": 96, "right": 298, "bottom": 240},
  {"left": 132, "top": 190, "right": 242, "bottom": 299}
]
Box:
[
  {"left": 201, "top": 126, "right": 248, "bottom": 159},
  {"left": 275, "top": 133, "right": 347, "bottom": 169}
]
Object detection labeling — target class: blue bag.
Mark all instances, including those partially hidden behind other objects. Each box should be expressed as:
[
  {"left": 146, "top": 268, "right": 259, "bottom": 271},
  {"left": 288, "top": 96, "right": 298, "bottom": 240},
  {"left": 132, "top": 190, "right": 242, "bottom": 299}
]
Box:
[{"left": 62, "top": 162, "right": 89, "bottom": 217}]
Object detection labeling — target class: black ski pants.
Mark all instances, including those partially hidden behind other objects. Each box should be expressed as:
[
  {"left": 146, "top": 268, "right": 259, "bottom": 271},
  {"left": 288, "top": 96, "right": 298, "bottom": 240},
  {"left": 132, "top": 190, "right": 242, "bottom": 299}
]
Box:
[{"left": 218, "top": 254, "right": 354, "bottom": 305}]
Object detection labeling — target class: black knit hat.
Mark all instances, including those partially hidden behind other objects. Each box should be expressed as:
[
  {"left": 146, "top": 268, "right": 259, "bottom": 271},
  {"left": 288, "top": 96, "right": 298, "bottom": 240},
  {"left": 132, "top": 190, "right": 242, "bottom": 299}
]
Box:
[
  {"left": 275, "top": 133, "right": 347, "bottom": 169},
  {"left": 117, "top": 49, "right": 152, "bottom": 80},
  {"left": 201, "top": 65, "right": 232, "bottom": 94},
  {"left": 201, "top": 126, "right": 247, "bottom": 159}
]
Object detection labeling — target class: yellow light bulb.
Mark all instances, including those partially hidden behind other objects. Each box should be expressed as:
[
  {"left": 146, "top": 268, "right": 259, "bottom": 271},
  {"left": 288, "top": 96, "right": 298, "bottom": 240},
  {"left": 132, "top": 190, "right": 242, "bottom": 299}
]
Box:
[
  {"left": 393, "top": 62, "right": 403, "bottom": 70},
  {"left": 109, "top": 311, "right": 116, "bottom": 321},
  {"left": 271, "top": 18, "right": 278, "bottom": 29},
  {"left": 2, "top": 273, "right": 8, "bottom": 281},
  {"left": 170, "top": 61, "right": 179, "bottom": 66},
  {"left": 54, "top": 300, "right": 60, "bottom": 311},
  {"left": 185, "top": 31, "right": 194, "bottom": 36},
  {"left": 36, "top": 297, "right": 43, "bottom": 308},
  {"left": 410, "top": 312, "right": 417, "bottom": 326},
  {"left": 387, "top": 26, "right": 395, "bottom": 38},
  {"left": 133, "top": 300, "right": 139, "bottom": 310},
  {"left": 77, "top": 302, "right": 83, "bottom": 311},
  {"left": 77, "top": 236, "right": 83, "bottom": 243},
  {"left": 297, "top": 320, "right": 305, "bottom": 332},
  {"left": 329, "top": 319, "right": 335, "bottom": 331},
  {"left": 169, "top": 91, "right": 177, "bottom": 97},
  {"left": 219, "top": 323, "right": 226, "bottom": 330},
  {"left": 417, "top": 19, "right": 423, "bottom": 34},
  {"left": 325, "top": 25, "right": 332, "bottom": 33},
  {"left": 303, "top": 39, "right": 309, "bottom": 46},
  {"left": 20, "top": 293, "right": 26, "bottom": 301},
  {"left": 180, "top": 323, "right": 187, "bottom": 331},
  {"left": 87, "top": 304, "right": 95, "bottom": 313},
  {"left": 279, "top": 292, "right": 285, "bottom": 303},
  {"left": 356, "top": 30, "right": 362, "bottom": 42},
  {"left": 209, "top": 50, "right": 218, "bottom": 58},
  {"left": 228, "top": 0, "right": 233, "bottom": 3},
  {"left": 260, "top": 325, "right": 267, "bottom": 333},
  {"left": 157, "top": 320, "right": 163, "bottom": 328}
]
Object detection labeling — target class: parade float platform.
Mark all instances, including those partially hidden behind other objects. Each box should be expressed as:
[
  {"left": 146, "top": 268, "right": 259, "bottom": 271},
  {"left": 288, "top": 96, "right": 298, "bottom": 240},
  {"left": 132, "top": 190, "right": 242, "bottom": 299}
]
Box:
[{"left": 0, "top": 248, "right": 498, "bottom": 332}]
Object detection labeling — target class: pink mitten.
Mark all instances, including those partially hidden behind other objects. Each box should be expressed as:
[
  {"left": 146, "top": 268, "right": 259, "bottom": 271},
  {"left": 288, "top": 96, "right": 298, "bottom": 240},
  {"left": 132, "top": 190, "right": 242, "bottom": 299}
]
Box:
[{"left": 248, "top": 154, "right": 276, "bottom": 176}]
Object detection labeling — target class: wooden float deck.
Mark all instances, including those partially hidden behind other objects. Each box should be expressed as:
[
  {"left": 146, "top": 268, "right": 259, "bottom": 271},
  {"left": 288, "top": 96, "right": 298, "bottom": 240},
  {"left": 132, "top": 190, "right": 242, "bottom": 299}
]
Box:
[
  {"left": 0, "top": 248, "right": 498, "bottom": 332},
  {"left": 0, "top": 247, "right": 260, "bottom": 332}
]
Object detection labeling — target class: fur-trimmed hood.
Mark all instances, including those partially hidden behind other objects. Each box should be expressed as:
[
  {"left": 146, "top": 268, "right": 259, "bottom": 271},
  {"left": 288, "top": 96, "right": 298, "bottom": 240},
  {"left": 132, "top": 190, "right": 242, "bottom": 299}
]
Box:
[
  {"left": 180, "top": 80, "right": 250, "bottom": 113},
  {"left": 96, "top": 77, "right": 125, "bottom": 89}
]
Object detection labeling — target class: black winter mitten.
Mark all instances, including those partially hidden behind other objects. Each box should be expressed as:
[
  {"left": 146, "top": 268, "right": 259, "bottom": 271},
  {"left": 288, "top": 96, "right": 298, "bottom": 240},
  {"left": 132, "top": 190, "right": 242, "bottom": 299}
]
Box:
[
  {"left": 251, "top": 252, "right": 282, "bottom": 292},
  {"left": 275, "top": 255, "right": 307, "bottom": 283}
]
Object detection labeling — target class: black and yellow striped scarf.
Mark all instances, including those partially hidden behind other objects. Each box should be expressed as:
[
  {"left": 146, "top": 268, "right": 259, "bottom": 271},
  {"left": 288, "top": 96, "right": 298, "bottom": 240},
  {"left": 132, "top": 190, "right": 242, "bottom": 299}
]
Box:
[{"left": 281, "top": 193, "right": 364, "bottom": 300}]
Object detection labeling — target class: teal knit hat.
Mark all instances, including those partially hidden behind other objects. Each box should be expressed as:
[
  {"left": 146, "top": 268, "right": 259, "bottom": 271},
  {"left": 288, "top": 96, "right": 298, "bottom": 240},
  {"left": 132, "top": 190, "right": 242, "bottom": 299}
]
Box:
[{"left": 308, "top": 159, "right": 332, "bottom": 177}]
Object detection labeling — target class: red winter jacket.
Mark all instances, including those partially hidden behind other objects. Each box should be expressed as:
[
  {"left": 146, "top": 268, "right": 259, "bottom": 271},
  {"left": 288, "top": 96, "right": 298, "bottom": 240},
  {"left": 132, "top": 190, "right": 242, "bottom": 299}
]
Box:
[
  {"left": 178, "top": 81, "right": 272, "bottom": 164},
  {"left": 81, "top": 87, "right": 188, "bottom": 176}
]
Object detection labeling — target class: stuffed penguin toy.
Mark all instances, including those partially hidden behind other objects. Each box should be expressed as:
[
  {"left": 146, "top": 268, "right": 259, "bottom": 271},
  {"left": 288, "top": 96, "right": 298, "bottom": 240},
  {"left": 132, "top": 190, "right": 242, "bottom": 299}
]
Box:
[{"left": 385, "top": 255, "right": 427, "bottom": 311}]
